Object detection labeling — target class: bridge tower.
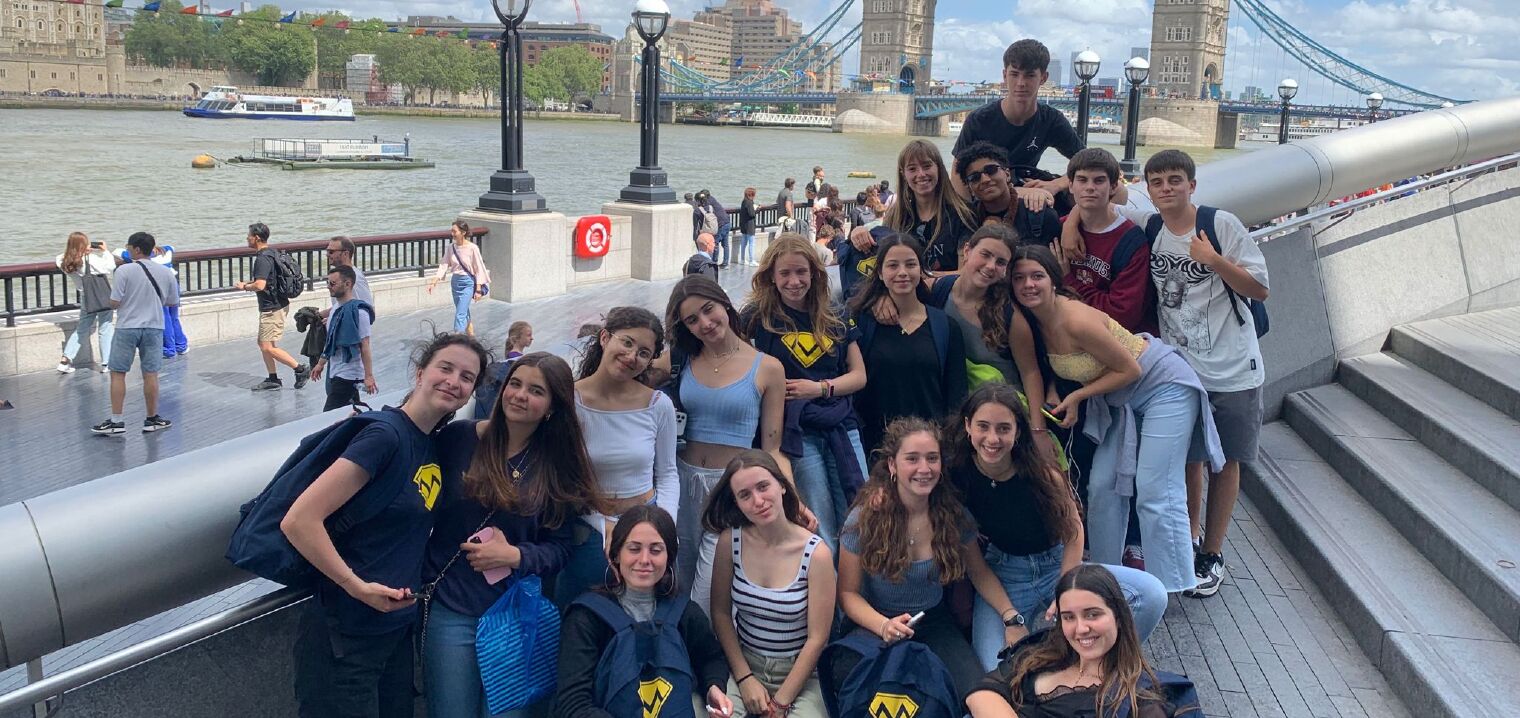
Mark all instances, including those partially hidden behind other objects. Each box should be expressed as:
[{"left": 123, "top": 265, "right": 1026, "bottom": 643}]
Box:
[
  {"left": 858, "top": 0, "right": 936, "bottom": 94},
  {"left": 1150, "top": 0, "right": 1230, "bottom": 101}
]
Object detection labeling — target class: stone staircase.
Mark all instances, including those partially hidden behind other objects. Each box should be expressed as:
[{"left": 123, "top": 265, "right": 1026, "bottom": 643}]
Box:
[{"left": 1243, "top": 306, "right": 1520, "bottom": 717}]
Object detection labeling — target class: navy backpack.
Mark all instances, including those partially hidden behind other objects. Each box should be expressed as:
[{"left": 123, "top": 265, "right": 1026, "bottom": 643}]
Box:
[
  {"left": 225, "top": 409, "right": 417, "bottom": 587},
  {"left": 573, "top": 592, "right": 697, "bottom": 718},
  {"left": 819, "top": 630, "right": 960, "bottom": 718}
]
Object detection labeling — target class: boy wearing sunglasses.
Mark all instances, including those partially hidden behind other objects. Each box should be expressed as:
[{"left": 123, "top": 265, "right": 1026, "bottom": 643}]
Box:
[{"left": 955, "top": 141, "right": 1062, "bottom": 249}]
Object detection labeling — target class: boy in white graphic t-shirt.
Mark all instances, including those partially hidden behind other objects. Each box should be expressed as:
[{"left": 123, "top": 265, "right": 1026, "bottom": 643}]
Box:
[{"left": 1107, "top": 149, "right": 1270, "bottom": 599}]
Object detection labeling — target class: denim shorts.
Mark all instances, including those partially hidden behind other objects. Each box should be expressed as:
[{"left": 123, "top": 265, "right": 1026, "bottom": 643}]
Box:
[{"left": 109, "top": 327, "right": 164, "bottom": 373}]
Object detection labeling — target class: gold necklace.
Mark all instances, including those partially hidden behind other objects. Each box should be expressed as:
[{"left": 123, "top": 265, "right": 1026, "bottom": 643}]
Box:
[
  {"left": 507, "top": 448, "right": 534, "bottom": 482},
  {"left": 708, "top": 341, "right": 743, "bottom": 374}
]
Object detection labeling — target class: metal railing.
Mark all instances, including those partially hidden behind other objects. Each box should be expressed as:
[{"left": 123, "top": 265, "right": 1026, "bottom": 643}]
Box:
[{"left": 0, "top": 226, "right": 486, "bottom": 328}]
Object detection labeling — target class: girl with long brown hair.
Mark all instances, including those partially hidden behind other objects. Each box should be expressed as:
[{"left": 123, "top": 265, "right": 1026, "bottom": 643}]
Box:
[
  {"left": 705, "top": 451, "right": 835, "bottom": 717},
  {"left": 966, "top": 565, "right": 1202, "bottom": 718},
  {"left": 55, "top": 231, "right": 118, "bottom": 373},
  {"left": 657, "top": 275, "right": 790, "bottom": 616},
  {"left": 831, "top": 417, "right": 1021, "bottom": 700},
  {"left": 422, "top": 352, "right": 606, "bottom": 717},
  {"left": 880, "top": 139, "right": 978, "bottom": 271},
  {"left": 742, "top": 233, "right": 868, "bottom": 550},
  {"left": 947, "top": 383, "right": 1167, "bottom": 671}
]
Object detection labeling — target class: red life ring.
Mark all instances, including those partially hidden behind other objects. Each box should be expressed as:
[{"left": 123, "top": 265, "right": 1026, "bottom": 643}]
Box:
[{"left": 575, "top": 215, "right": 612, "bottom": 258}]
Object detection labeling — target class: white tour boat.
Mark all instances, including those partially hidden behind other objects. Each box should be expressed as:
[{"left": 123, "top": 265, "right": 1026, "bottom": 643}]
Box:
[{"left": 183, "top": 86, "right": 355, "bottom": 121}]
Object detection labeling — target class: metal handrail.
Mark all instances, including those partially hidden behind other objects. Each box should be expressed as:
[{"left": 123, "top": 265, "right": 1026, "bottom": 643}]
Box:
[
  {"left": 1251, "top": 151, "right": 1520, "bottom": 241},
  {"left": 0, "top": 588, "right": 306, "bottom": 712}
]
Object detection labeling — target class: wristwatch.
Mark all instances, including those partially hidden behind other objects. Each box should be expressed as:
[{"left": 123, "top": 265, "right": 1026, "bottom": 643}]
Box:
[{"left": 1003, "top": 611, "right": 1026, "bottom": 627}]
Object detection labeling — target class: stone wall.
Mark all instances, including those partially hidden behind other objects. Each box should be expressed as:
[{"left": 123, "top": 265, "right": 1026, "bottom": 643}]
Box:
[
  {"left": 833, "top": 91, "right": 913, "bottom": 135},
  {"left": 1137, "top": 97, "right": 1219, "bottom": 148},
  {"left": 117, "top": 65, "right": 316, "bottom": 99},
  {"left": 0, "top": 55, "right": 108, "bottom": 94}
]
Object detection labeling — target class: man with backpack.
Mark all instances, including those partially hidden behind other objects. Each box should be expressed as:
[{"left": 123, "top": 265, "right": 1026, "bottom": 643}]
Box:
[
  {"left": 237, "top": 222, "right": 310, "bottom": 392},
  {"left": 1074, "top": 149, "right": 1270, "bottom": 599},
  {"left": 92, "top": 231, "right": 180, "bottom": 435},
  {"left": 1056, "top": 148, "right": 1157, "bottom": 335}
]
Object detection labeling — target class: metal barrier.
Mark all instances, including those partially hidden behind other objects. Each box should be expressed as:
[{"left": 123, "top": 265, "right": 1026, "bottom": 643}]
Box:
[
  {"left": 3, "top": 94, "right": 1519, "bottom": 706},
  {"left": 0, "top": 226, "right": 486, "bottom": 328}
]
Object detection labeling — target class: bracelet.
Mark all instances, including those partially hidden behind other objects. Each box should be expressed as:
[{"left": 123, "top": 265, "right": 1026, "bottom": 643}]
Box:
[
  {"left": 736, "top": 673, "right": 756, "bottom": 687},
  {"left": 769, "top": 698, "right": 794, "bottom": 715},
  {"left": 824, "top": 379, "right": 834, "bottom": 398},
  {"left": 1030, "top": 427, "right": 1048, "bottom": 433},
  {"left": 1001, "top": 608, "right": 1016, "bottom": 620}
]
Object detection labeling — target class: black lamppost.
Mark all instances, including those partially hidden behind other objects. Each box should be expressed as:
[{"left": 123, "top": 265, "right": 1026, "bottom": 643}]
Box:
[
  {"left": 619, "top": 0, "right": 677, "bottom": 204},
  {"left": 1120, "top": 57, "right": 1148, "bottom": 180},
  {"left": 1073, "top": 50, "right": 1100, "bottom": 147},
  {"left": 1366, "top": 92, "right": 1383, "bottom": 123},
  {"left": 1276, "top": 78, "right": 1298, "bottom": 145},
  {"left": 478, "top": 0, "right": 546, "bottom": 213}
]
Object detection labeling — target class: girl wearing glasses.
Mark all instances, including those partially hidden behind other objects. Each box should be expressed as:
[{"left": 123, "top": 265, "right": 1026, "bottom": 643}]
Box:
[{"left": 557, "top": 307, "right": 680, "bottom": 607}]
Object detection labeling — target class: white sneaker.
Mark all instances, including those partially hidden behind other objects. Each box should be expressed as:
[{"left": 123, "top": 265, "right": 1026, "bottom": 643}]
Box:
[{"left": 57, "top": 361, "right": 75, "bottom": 374}]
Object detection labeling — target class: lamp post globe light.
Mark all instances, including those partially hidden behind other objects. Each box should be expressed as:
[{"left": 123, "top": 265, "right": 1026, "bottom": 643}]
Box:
[
  {"left": 1276, "top": 78, "right": 1298, "bottom": 145},
  {"left": 1073, "top": 50, "right": 1100, "bottom": 146},
  {"left": 1120, "top": 57, "right": 1149, "bottom": 179},
  {"left": 478, "top": 0, "right": 547, "bottom": 213},
  {"left": 1366, "top": 92, "right": 1384, "bottom": 122},
  {"left": 619, "top": 0, "right": 677, "bottom": 204}
]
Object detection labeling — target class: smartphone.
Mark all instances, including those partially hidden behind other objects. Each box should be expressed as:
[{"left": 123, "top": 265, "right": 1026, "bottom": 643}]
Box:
[
  {"left": 89, "top": 241, "right": 104, "bottom": 249},
  {"left": 468, "top": 527, "right": 512, "bottom": 585},
  {"left": 906, "top": 611, "right": 926, "bottom": 629},
  {"left": 706, "top": 707, "right": 731, "bottom": 717}
]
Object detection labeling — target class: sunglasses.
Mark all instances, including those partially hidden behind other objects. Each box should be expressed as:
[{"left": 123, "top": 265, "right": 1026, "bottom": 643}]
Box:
[{"left": 965, "top": 164, "right": 1005, "bottom": 184}]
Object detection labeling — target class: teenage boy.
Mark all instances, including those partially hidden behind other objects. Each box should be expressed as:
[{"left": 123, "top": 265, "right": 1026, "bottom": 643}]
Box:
[
  {"left": 1056, "top": 148, "right": 1157, "bottom": 335},
  {"left": 955, "top": 141, "right": 1062, "bottom": 247},
  {"left": 310, "top": 265, "right": 376, "bottom": 412},
  {"left": 952, "top": 39, "right": 1084, "bottom": 206},
  {"left": 1086, "top": 149, "right": 1269, "bottom": 598},
  {"left": 236, "top": 222, "right": 309, "bottom": 392},
  {"left": 92, "top": 231, "right": 180, "bottom": 435}
]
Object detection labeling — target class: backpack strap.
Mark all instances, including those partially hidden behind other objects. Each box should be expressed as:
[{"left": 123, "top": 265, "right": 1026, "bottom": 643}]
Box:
[
  {"left": 1143, "top": 212, "right": 1165, "bottom": 243},
  {"left": 654, "top": 593, "right": 689, "bottom": 628},
  {"left": 928, "top": 308, "right": 950, "bottom": 370},
  {"left": 925, "top": 274, "right": 956, "bottom": 309},
  {"left": 135, "top": 261, "right": 165, "bottom": 303},
  {"left": 855, "top": 314, "right": 876, "bottom": 357},
  {"left": 328, "top": 410, "right": 420, "bottom": 534},
  {"left": 1108, "top": 224, "right": 1150, "bottom": 279},
  {"left": 1196, "top": 206, "right": 1248, "bottom": 329},
  {"left": 572, "top": 592, "right": 635, "bottom": 634}
]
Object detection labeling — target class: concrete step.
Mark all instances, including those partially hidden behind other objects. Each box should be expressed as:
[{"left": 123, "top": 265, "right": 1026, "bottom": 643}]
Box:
[
  {"left": 1283, "top": 384, "right": 1520, "bottom": 643},
  {"left": 1242, "top": 422, "right": 1520, "bottom": 718},
  {"left": 1337, "top": 352, "right": 1520, "bottom": 514},
  {"left": 1390, "top": 307, "right": 1520, "bottom": 422}
]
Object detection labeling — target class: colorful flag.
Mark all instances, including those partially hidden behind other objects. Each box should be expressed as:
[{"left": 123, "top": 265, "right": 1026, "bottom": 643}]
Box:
[
  {"left": 805, "top": 70, "right": 817, "bottom": 80},
  {"left": 734, "top": 56, "right": 743, "bottom": 67},
  {"left": 142, "top": 1, "right": 160, "bottom": 11},
  {"left": 65, "top": 0, "right": 85, "bottom": 5},
  {"left": 334, "top": 20, "right": 348, "bottom": 29},
  {"left": 104, "top": 0, "right": 124, "bottom": 7},
  {"left": 179, "top": 5, "right": 197, "bottom": 14},
  {"left": 456, "top": 28, "right": 468, "bottom": 39},
  {"left": 410, "top": 27, "right": 426, "bottom": 36},
  {"left": 279, "top": 11, "right": 296, "bottom": 22},
  {"left": 387, "top": 26, "right": 400, "bottom": 32},
  {"left": 434, "top": 30, "right": 449, "bottom": 37},
  {"left": 310, "top": 16, "right": 325, "bottom": 26},
  {"left": 216, "top": 8, "right": 232, "bottom": 16}
]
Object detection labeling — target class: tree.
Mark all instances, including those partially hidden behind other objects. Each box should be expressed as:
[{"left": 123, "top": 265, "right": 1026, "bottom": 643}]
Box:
[
  {"left": 473, "top": 44, "right": 500, "bottom": 108},
  {"left": 222, "top": 5, "right": 314, "bottom": 86},
  {"left": 312, "top": 16, "right": 385, "bottom": 89},
  {"left": 123, "top": 0, "right": 220, "bottom": 68},
  {"left": 375, "top": 35, "right": 426, "bottom": 104},
  {"left": 533, "top": 45, "right": 603, "bottom": 104}
]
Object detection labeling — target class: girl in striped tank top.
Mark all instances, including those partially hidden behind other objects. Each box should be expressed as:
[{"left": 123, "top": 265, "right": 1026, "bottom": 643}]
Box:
[{"left": 705, "top": 450, "right": 836, "bottom": 718}]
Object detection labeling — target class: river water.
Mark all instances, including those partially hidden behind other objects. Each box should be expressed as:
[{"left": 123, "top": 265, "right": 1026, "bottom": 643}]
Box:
[{"left": 0, "top": 108, "right": 1256, "bottom": 262}]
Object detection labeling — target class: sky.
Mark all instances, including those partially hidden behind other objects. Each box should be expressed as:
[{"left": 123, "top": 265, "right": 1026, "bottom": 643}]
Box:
[{"left": 297, "top": 0, "right": 1515, "bottom": 106}]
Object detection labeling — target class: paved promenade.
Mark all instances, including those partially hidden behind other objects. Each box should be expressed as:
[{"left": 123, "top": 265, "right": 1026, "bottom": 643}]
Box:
[{"left": 0, "top": 268, "right": 1410, "bottom": 716}]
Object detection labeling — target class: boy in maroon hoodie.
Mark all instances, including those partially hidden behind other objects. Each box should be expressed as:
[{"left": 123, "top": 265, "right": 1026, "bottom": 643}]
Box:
[{"left": 1057, "top": 148, "right": 1158, "bottom": 336}]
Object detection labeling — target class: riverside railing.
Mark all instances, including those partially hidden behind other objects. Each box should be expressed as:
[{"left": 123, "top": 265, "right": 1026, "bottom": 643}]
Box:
[{"left": 0, "top": 226, "right": 487, "bottom": 328}]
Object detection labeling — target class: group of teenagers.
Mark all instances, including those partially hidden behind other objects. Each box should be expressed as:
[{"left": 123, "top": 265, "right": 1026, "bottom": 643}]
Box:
[{"left": 273, "top": 36, "right": 1271, "bottom": 718}]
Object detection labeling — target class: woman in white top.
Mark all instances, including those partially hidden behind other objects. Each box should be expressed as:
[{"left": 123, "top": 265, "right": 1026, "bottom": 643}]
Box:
[
  {"left": 55, "top": 231, "right": 119, "bottom": 374},
  {"left": 558, "top": 306, "right": 681, "bottom": 607},
  {"left": 707, "top": 450, "right": 834, "bottom": 718},
  {"left": 427, "top": 220, "right": 490, "bottom": 335}
]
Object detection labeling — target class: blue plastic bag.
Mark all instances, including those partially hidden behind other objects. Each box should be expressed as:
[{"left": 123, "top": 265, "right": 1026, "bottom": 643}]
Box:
[{"left": 476, "top": 575, "right": 560, "bottom": 713}]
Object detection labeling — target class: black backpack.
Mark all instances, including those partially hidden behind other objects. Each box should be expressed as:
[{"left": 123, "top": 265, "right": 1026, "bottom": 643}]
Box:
[
  {"left": 1143, "top": 206, "right": 1269, "bottom": 337},
  {"left": 260, "top": 247, "right": 306, "bottom": 300}
]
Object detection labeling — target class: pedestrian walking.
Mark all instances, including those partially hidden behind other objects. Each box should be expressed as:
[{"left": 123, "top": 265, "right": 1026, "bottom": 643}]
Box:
[
  {"left": 236, "top": 223, "right": 310, "bottom": 391},
  {"left": 428, "top": 220, "right": 490, "bottom": 335}
]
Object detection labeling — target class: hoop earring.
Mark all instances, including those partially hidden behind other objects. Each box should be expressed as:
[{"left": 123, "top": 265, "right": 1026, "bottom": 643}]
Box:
[{"left": 604, "top": 563, "right": 621, "bottom": 591}]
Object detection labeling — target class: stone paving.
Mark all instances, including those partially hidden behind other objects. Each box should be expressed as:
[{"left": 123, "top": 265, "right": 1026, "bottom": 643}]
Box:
[{"left": 0, "top": 267, "right": 1409, "bottom": 715}]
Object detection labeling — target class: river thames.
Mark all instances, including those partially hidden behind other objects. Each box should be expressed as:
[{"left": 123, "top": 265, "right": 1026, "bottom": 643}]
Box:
[{"left": 0, "top": 108, "right": 1256, "bottom": 261}]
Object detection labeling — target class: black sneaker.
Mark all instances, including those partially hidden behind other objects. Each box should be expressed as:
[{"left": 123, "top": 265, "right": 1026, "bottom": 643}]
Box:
[
  {"left": 91, "top": 419, "right": 125, "bottom": 435},
  {"left": 294, "top": 364, "right": 311, "bottom": 389},
  {"left": 142, "top": 415, "right": 172, "bottom": 433},
  {"left": 252, "top": 377, "right": 283, "bottom": 392},
  {"left": 1184, "top": 552, "right": 1226, "bottom": 598}
]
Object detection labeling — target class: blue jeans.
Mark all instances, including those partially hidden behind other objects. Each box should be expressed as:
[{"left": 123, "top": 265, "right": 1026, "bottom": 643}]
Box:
[
  {"left": 1088, "top": 381, "right": 1199, "bottom": 592},
  {"left": 715, "top": 223, "right": 731, "bottom": 264},
  {"left": 422, "top": 603, "right": 529, "bottom": 718},
  {"left": 450, "top": 274, "right": 475, "bottom": 333},
  {"left": 552, "top": 520, "right": 606, "bottom": 609},
  {"left": 738, "top": 233, "right": 756, "bottom": 263},
  {"left": 64, "top": 309, "right": 113, "bottom": 363},
  {"left": 970, "top": 544, "right": 1168, "bottom": 670},
  {"left": 789, "top": 429, "right": 866, "bottom": 554}
]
